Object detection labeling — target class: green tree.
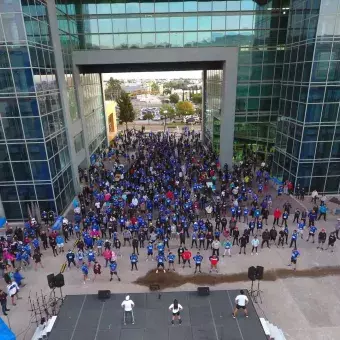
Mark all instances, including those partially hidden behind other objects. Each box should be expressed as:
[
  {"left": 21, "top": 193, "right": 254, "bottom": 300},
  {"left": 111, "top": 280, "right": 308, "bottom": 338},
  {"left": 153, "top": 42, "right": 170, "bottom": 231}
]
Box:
[
  {"left": 176, "top": 101, "right": 195, "bottom": 117},
  {"left": 117, "top": 91, "right": 135, "bottom": 130},
  {"left": 163, "top": 88, "right": 172, "bottom": 95},
  {"left": 191, "top": 93, "right": 202, "bottom": 105},
  {"left": 143, "top": 112, "right": 153, "bottom": 124},
  {"left": 151, "top": 82, "right": 160, "bottom": 94},
  {"left": 160, "top": 104, "right": 176, "bottom": 130},
  {"left": 105, "top": 77, "right": 122, "bottom": 100},
  {"left": 169, "top": 93, "right": 180, "bottom": 104}
]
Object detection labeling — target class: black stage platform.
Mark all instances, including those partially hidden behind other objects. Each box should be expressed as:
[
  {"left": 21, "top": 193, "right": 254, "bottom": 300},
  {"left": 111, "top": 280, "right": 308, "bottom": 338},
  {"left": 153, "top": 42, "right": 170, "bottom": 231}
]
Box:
[{"left": 48, "top": 290, "right": 267, "bottom": 340}]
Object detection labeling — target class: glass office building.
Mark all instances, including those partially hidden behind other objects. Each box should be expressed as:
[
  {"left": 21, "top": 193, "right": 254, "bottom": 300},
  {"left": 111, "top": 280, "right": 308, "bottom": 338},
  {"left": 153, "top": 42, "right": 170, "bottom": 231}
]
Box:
[{"left": 0, "top": 0, "right": 339, "bottom": 220}]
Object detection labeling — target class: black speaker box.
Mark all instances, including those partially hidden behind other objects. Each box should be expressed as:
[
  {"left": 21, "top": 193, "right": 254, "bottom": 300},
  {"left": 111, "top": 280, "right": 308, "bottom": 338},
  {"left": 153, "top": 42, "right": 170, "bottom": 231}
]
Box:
[
  {"left": 197, "top": 286, "right": 210, "bottom": 296},
  {"left": 248, "top": 266, "right": 257, "bottom": 281},
  {"left": 47, "top": 273, "right": 55, "bottom": 289},
  {"left": 256, "top": 266, "right": 264, "bottom": 280},
  {"left": 98, "top": 290, "right": 111, "bottom": 300},
  {"left": 149, "top": 284, "right": 160, "bottom": 291},
  {"left": 54, "top": 273, "right": 65, "bottom": 288}
]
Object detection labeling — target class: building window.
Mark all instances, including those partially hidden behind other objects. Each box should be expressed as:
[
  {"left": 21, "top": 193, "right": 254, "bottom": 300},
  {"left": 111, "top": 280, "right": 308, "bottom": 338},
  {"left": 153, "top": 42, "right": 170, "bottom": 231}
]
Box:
[{"left": 74, "top": 132, "right": 84, "bottom": 153}]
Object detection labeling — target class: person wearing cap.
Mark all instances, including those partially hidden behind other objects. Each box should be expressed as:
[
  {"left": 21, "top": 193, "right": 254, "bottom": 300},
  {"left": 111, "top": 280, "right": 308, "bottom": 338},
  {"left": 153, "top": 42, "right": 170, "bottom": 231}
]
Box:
[
  {"left": 317, "top": 228, "right": 327, "bottom": 250},
  {"left": 121, "top": 295, "right": 135, "bottom": 325}
]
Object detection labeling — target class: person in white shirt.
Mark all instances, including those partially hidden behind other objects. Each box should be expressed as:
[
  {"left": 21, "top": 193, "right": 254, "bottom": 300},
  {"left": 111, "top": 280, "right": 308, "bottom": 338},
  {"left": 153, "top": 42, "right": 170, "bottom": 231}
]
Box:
[
  {"left": 232, "top": 290, "right": 249, "bottom": 318},
  {"left": 169, "top": 299, "right": 183, "bottom": 325},
  {"left": 121, "top": 295, "right": 135, "bottom": 325},
  {"left": 94, "top": 201, "right": 101, "bottom": 213},
  {"left": 251, "top": 236, "right": 260, "bottom": 255},
  {"left": 311, "top": 190, "right": 318, "bottom": 204},
  {"left": 7, "top": 280, "right": 20, "bottom": 306}
]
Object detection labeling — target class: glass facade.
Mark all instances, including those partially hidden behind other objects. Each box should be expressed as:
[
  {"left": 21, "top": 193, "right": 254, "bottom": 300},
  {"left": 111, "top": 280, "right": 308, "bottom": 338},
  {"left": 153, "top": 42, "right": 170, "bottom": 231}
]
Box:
[
  {"left": 273, "top": 0, "right": 340, "bottom": 193},
  {"left": 1, "top": 0, "right": 340, "bottom": 221},
  {"left": 0, "top": 0, "right": 75, "bottom": 220},
  {"left": 80, "top": 73, "right": 106, "bottom": 154}
]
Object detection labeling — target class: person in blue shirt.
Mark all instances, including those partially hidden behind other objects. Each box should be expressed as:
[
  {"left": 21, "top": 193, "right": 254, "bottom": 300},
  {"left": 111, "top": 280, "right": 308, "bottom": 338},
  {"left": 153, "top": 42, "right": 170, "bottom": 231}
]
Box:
[
  {"left": 167, "top": 252, "right": 175, "bottom": 271},
  {"left": 307, "top": 225, "right": 317, "bottom": 243},
  {"left": 256, "top": 219, "right": 263, "bottom": 236},
  {"left": 289, "top": 230, "right": 298, "bottom": 249},
  {"left": 74, "top": 224, "right": 81, "bottom": 239},
  {"left": 66, "top": 250, "right": 76, "bottom": 268},
  {"left": 157, "top": 242, "right": 165, "bottom": 256},
  {"left": 96, "top": 238, "right": 103, "bottom": 256},
  {"left": 281, "top": 211, "right": 289, "bottom": 227},
  {"left": 222, "top": 239, "right": 232, "bottom": 257},
  {"left": 109, "top": 260, "right": 121, "bottom": 282},
  {"left": 13, "top": 268, "right": 25, "bottom": 287},
  {"left": 191, "top": 231, "right": 198, "bottom": 249},
  {"left": 318, "top": 205, "right": 327, "bottom": 221},
  {"left": 156, "top": 254, "right": 166, "bottom": 273},
  {"left": 297, "top": 221, "right": 305, "bottom": 239},
  {"left": 87, "top": 248, "right": 96, "bottom": 266},
  {"left": 81, "top": 263, "right": 89, "bottom": 284},
  {"left": 130, "top": 252, "right": 138, "bottom": 271},
  {"left": 254, "top": 208, "right": 261, "bottom": 221},
  {"left": 193, "top": 252, "right": 203, "bottom": 274},
  {"left": 288, "top": 249, "right": 300, "bottom": 270},
  {"left": 146, "top": 242, "right": 154, "bottom": 261},
  {"left": 56, "top": 235, "right": 65, "bottom": 253},
  {"left": 32, "top": 238, "right": 40, "bottom": 251}
]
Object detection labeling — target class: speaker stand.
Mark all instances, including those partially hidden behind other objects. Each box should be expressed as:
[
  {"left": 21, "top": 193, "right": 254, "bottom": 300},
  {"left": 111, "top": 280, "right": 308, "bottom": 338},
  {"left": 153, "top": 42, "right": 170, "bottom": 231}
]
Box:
[{"left": 250, "top": 280, "right": 263, "bottom": 304}]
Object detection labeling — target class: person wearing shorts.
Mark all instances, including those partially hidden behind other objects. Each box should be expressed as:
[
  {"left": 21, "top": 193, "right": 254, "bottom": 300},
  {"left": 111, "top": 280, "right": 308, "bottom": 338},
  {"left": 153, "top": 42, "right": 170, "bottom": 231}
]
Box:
[
  {"left": 288, "top": 249, "right": 300, "bottom": 270},
  {"left": 232, "top": 290, "right": 249, "bottom": 318},
  {"left": 6, "top": 280, "right": 20, "bottom": 306},
  {"left": 156, "top": 254, "right": 166, "bottom": 274},
  {"left": 169, "top": 299, "right": 183, "bottom": 325},
  {"left": 56, "top": 235, "right": 64, "bottom": 253},
  {"left": 146, "top": 242, "right": 153, "bottom": 261},
  {"left": 93, "top": 261, "right": 101, "bottom": 281},
  {"left": 109, "top": 260, "right": 121, "bottom": 281}
]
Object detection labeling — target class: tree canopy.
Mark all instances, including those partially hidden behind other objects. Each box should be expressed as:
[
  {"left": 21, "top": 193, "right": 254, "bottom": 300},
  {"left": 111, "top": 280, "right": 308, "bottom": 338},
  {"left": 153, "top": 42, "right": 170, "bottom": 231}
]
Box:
[
  {"left": 117, "top": 91, "right": 134, "bottom": 129},
  {"left": 151, "top": 82, "right": 160, "bottom": 94},
  {"left": 143, "top": 112, "right": 153, "bottom": 124},
  {"left": 160, "top": 104, "right": 176, "bottom": 118},
  {"left": 105, "top": 77, "right": 122, "bottom": 100},
  {"left": 169, "top": 93, "right": 180, "bottom": 104},
  {"left": 176, "top": 101, "right": 195, "bottom": 116},
  {"left": 190, "top": 93, "right": 202, "bottom": 105}
]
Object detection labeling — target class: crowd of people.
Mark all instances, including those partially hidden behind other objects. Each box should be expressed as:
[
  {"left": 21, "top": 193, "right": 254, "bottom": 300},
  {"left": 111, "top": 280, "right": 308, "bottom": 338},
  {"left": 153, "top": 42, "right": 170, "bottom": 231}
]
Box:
[{"left": 0, "top": 129, "right": 339, "bottom": 315}]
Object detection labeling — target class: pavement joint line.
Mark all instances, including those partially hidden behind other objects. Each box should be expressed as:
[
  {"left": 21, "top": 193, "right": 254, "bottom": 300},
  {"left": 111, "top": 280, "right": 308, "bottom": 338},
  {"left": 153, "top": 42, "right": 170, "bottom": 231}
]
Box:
[
  {"left": 289, "top": 194, "right": 308, "bottom": 211},
  {"left": 208, "top": 296, "right": 219, "bottom": 340},
  {"left": 94, "top": 300, "right": 105, "bottom": 340},
  {"left": 70, "top": 295, "right": 87, "bottom": 340},
  {"left": 226, "top": 290, "right": 245, "bottom": 340}
]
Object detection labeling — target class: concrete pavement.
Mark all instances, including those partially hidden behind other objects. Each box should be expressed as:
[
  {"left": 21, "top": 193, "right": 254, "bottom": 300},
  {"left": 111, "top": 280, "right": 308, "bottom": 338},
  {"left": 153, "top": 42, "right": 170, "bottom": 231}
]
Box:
[{"left": 3, "top": 207, "right": 340, "bottom": 340}]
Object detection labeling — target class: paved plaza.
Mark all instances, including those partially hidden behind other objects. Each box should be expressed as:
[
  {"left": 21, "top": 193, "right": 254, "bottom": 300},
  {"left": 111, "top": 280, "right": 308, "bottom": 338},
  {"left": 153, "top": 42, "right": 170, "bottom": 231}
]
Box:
[{"left": 2, "top": 193, "right": 340, "bottom": 340}]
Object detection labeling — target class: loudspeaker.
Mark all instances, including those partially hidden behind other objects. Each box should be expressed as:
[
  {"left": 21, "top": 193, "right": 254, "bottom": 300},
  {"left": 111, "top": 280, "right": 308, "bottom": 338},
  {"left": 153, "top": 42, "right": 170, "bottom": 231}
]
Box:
[
  {"left": 197, "top": 287, "right": 210, "bottom": 296},
  {"left": 54, "top": 273, "right": 65, "bottom": 288},
  {"left": 149, "top": 284, "right": 160, "bottom": 291},
  {"left": 98, "top": 290, "right": 111, "bottom": 300},
  {"left": 248, "top": 266, "right": 257, "bottom": 281},
  {"left": 256, "top": 266, "right": 264, "bottom": 280},
  {"left": 47, "top": 273, "right": 55, "bottom": 289}
]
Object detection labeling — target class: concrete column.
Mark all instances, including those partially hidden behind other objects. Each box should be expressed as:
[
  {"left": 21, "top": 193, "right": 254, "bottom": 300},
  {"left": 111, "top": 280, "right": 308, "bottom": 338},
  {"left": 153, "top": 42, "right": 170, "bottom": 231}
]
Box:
[
  {"left": 46, "top": 0, "right": 80, "bottom": 193},
  {"left": 99, "top": 73, "right": 109, "bottom": 147},
  {"left": 73, "top": 66, "right": 90, "bottom": 165},
  {"left": 201, "top": 70, "right": 207, "bottom": 142},
  {"left": 220, "top": 53, "right": 238, "bottom": 168}
]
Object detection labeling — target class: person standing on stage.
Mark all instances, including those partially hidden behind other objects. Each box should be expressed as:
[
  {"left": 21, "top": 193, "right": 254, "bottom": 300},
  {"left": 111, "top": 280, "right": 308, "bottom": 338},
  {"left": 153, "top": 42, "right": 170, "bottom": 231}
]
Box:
[
  {"left": 232, "top": 290, "right": 249, "bottom": 319},
  {"left": 121, "top": 295, "right": 135, "bottom": 325},
  {"left": 169, "top": 299, "right": 183, "bottom": 325}
]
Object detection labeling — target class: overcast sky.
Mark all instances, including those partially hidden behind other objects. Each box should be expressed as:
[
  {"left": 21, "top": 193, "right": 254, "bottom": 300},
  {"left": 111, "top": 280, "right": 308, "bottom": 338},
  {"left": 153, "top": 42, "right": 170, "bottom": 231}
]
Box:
[{"left": 102, "top": 70, "right": 202, "bottom": 81}]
